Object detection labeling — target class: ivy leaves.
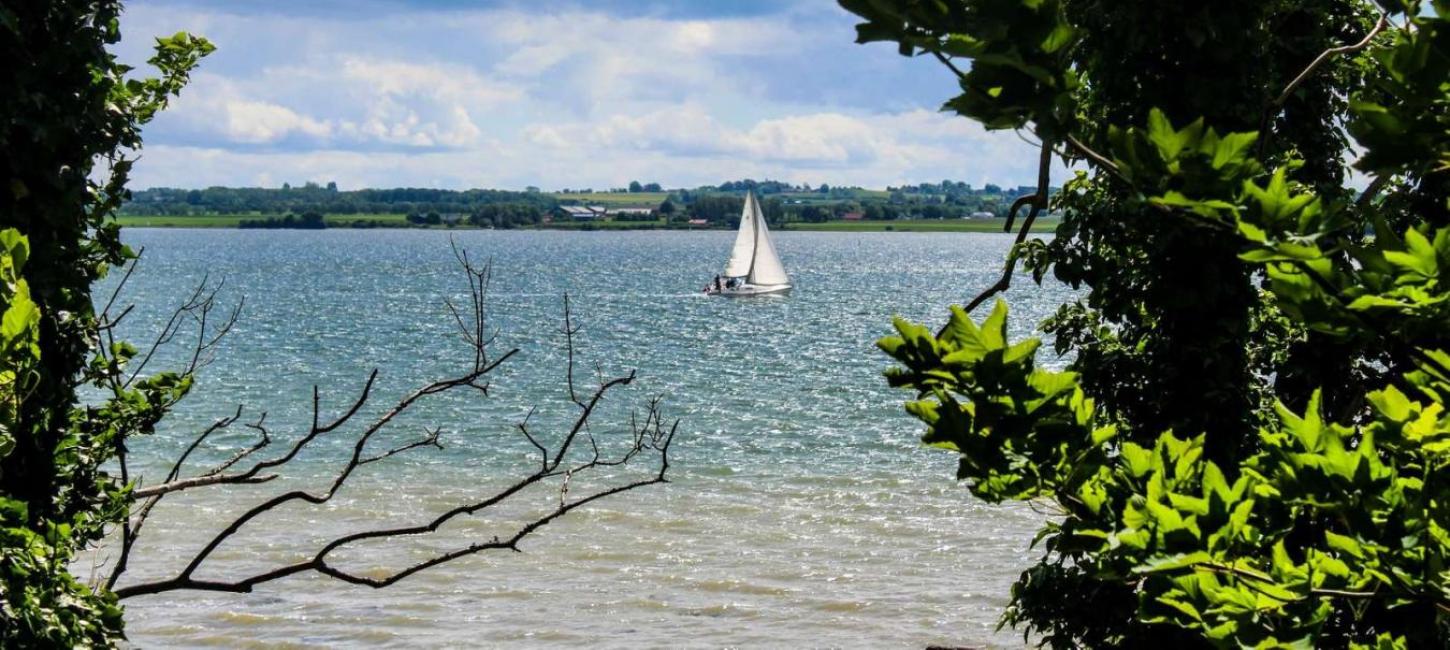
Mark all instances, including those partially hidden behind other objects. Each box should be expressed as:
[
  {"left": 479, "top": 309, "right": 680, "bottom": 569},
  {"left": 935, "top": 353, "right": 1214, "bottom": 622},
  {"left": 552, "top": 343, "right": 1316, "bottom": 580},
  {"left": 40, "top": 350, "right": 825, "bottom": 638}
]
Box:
[
  {"left": 0, "top": 229, "right": 37, "bottom": 469},
  {"left": 1, "top": 2, "right": 214, "bottom": 644}
]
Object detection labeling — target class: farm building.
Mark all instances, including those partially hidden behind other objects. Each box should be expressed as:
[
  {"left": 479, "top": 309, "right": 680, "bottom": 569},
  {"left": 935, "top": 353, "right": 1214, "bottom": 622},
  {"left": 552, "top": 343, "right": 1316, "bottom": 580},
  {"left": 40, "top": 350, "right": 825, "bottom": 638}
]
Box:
[{"left": 559, "top": 205, "right": 607, "bottom": 220}]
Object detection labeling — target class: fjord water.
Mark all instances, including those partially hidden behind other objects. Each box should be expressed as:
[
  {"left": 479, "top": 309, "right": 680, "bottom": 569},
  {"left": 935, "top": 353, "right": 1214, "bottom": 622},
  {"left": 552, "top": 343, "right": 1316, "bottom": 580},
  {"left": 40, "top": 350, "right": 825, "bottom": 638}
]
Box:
[{"left": 110, "top": 229, "right": 1071, "bottom": 648}]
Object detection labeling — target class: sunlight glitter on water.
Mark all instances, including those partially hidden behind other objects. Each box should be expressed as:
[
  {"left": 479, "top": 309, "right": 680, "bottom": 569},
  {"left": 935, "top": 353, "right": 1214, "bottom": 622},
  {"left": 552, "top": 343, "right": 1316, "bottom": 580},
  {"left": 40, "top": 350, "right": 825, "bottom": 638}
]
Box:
[{"left": 104, "top": 229, "right": 1072, "bottom": 648}]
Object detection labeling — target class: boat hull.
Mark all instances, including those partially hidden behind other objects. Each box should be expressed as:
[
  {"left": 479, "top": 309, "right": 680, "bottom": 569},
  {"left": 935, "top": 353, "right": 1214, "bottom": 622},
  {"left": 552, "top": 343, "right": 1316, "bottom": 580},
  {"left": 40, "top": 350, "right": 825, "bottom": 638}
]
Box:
[{"left": 707, "top": 283, "right": 791, "bottom": 297}]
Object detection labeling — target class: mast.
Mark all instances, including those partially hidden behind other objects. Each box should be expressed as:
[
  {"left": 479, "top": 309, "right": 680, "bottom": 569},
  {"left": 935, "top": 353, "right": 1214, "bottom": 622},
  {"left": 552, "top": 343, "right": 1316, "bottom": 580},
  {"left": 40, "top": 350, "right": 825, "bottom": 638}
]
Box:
[
  {"left": 723, "top": 193, "right": 755, "bottom": 278},
  {"left": 746, "top": 191, "right": 760, "bottom": 282}
]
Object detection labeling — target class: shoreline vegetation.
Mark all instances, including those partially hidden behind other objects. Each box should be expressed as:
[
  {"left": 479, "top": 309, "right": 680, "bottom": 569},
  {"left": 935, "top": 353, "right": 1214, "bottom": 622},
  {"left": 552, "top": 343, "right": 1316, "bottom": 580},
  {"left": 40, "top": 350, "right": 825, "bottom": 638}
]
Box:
[
  {"left": 114, "top": 214, "right": 1060, "bottom": 233},
  {"left": 117, "top": 180, "right": 1062, "bottom": 232}
]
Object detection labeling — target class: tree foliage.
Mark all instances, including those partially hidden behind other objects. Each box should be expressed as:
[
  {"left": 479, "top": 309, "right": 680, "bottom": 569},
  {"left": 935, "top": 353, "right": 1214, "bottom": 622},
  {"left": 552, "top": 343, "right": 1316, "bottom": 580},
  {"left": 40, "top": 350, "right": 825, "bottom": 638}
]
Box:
[
  {"left": 0, "top": 1, "right": 213, "bottom": 644},
  {"left": 849, "top": 0, "right": 1449, "bottom": 646},
  {"left": 125, "top": 185, "right": 553, "bottom": 217}
]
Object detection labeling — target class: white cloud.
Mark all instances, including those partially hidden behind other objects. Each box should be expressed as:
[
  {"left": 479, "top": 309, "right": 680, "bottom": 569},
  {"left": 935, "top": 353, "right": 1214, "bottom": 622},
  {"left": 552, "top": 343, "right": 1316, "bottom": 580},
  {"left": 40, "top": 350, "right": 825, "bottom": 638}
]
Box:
[
  {"left": 529, "top": 105, "right": 1034, "bottom": 177},
  {"left": 481, "top": 10, "right": 799, "bottom": 109},
  {"left": 157, "top": 55, "right": 521, "bottom": 149},
  {"left": 124, "top": 2, "right": 1052, "bottom": 190},
  {"left": 221, "top": 98, "right": 333, "bottom": 143},
  {"left": 338, "top": 58, "right": 522, "bottom": 108}
]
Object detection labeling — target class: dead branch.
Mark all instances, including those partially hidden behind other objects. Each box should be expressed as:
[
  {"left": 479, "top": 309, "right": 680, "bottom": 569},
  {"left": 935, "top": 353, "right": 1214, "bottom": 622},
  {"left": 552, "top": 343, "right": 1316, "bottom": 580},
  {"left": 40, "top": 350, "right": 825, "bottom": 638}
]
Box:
[
  {"left": 954, "top": 140, "right": 1055, "bottom": 320},
  {"left": 119, "top": 274, "right": 241, "bottom": 386},
  {"left": 109, "top": 248, "right": 676, "bottom": 599},
  {"left": 562, "top": 293, "right": 583, "bottom": 406},
  {"left": 99, "top": 260, "right": 245, "bottom": 591}
]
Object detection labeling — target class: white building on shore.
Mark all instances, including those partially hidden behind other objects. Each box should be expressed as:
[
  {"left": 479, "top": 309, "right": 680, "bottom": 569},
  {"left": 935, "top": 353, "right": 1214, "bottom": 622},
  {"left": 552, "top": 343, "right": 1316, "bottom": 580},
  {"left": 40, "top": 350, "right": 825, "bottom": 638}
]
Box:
[{"left": 560, "top": 205, "right": 607, "bottom": 220}]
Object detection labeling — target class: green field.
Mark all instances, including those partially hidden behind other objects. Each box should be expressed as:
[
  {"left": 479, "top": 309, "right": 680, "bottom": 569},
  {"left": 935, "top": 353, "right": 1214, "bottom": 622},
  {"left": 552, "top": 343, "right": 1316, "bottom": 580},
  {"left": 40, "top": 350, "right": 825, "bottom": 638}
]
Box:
[
  {"left": 783, "top": 217, "right": 1060, "bottom": 233},
  {"left": 553, "top": 192, "right": 667, "bottom": 207},
  {"left": 777, "top": 189, "right": 891, "bottom": 202},
  {"left": 114, "top": 214, "right": 409, "bottom": 228}
]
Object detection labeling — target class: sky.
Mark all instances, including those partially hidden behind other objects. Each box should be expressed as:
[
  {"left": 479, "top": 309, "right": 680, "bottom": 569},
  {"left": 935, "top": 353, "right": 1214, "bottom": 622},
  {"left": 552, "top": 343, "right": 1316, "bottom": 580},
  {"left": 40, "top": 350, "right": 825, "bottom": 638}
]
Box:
[{"left": 117, "top": 0, "right": 1048, "bottom": 191}]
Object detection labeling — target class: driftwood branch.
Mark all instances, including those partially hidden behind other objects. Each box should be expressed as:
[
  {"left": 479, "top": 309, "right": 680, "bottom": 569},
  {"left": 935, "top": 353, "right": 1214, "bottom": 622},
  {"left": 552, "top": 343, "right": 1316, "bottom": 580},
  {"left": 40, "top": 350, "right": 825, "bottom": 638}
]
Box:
[{"left": 109, "top": 248, "right": 676, "bottom": 599}]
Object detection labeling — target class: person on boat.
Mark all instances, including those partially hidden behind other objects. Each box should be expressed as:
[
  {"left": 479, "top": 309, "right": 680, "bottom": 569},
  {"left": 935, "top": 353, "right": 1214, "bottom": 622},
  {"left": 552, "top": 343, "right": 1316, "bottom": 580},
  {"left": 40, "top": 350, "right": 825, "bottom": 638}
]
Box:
[{"left": 714, "top": 275, "right": 722, "bottom": 292}]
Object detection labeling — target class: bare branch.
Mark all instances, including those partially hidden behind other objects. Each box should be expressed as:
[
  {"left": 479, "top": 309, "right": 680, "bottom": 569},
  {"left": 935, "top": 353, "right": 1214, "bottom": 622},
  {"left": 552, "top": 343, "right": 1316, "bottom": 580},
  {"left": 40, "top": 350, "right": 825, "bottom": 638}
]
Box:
[
  {"left": 1275, "top": 15, "right": 1388, "bottom": 107},
  {"left": 955, "top": 140, "right": 1055, "bottom": 319},
  {"left": 115, "top": 409, "right": 675, "bottom": 598},
  {"left": 209, "top": 414, "right": 273, "bottom": 475},
  {"left": 562, "top": 293, "right": 583, "bottom": 406},
  {"left": 1259, "top": 14, "right": 1389, "bottom": 158},
  {"left": 163, "top": 405, "right": 245, "bottom": 484},
  {"left": 99, "top": 247, "right": 144, "bottom": 323},
  {"left": 117, "top": 273, "right": 242, "bottom": 390},
  {"left": 114, "top": 246, "right": 676, "bottom": 601},
  {"left": 517, "top": 406, "right": 548, "bottom": 470},
  {"left": 114, "top": 368, "right": 671, "bottom": 598},
  {"left": 1356, "top": 174, "right": 1391, "bottom": 209},
  {"left": 358, "top": 427, "right": 443, "bottom": 466}
]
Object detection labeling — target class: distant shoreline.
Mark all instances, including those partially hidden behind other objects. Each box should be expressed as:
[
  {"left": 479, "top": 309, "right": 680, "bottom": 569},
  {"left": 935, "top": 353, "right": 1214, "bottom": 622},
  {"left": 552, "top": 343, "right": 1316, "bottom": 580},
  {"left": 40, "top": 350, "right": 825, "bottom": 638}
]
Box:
[{"left": 113, "top": 215, "right": 1060, "bottom": 234}]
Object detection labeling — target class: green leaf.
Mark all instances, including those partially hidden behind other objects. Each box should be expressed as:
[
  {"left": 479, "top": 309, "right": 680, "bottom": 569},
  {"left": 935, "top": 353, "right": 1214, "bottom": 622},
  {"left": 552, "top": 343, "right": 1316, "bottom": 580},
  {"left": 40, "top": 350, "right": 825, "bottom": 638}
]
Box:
[
  {"left": 980, "top": 299, "right": 1009, "bottom": 351},
  {"left": 1121, "top": 442, "right": 1153, "bottom": 477},
  {"left": 1325, "top": 531, "right": 1364, "bottom": 559},
  {"left": 1139, "top": 551, "right": 1213, "bottom": 572}
]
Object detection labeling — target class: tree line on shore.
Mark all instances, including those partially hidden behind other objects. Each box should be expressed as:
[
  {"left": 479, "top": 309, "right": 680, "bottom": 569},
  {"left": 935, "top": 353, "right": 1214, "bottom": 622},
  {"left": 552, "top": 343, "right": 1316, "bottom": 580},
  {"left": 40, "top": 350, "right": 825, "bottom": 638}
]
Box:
[{"left": 127, "top": 179, "right": 1051, "bottom": 228}]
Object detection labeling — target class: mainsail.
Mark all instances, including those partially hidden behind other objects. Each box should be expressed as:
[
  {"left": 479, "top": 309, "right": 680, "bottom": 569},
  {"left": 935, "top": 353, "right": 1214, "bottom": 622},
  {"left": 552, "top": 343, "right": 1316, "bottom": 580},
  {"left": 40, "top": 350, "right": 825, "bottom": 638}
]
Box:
[{"left": 723, "top": 192, "right": 757, "bottom": 277}]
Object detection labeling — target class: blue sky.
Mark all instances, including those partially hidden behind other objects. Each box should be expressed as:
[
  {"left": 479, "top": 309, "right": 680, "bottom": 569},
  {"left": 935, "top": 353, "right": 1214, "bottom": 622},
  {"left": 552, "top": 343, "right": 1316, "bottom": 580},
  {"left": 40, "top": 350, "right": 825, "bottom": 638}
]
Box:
[{"left": 119, "top": 0, "right": 1046, "bottom": 190}]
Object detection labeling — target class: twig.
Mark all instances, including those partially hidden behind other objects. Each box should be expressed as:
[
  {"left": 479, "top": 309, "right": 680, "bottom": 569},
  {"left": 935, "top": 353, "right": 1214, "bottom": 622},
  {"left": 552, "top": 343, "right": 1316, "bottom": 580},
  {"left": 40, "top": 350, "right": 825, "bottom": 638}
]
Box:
[
  {"left": 1063, "top": 134, "right": 1124, "bottom": 181},
  {"left": 1259, "top": 14, "right": 1389, "bottom": 158},
  {"left": 1275, "top": 15, "right": 1388, "bottom": 107},
  {"left": 1356, "top": 175, "right": 1390, "bottom": 208},
  {"left": 562, "top": 294, "right": 582, "bottom": 406},
  {"left": 112, "top": 246, "right": 677, "bottom": 600},
  {"left": 954, "top": 140, "right": 1054, "bottom": 319},
  {"left": 358, "top": 427, "right": 443, "bottom": 466}
]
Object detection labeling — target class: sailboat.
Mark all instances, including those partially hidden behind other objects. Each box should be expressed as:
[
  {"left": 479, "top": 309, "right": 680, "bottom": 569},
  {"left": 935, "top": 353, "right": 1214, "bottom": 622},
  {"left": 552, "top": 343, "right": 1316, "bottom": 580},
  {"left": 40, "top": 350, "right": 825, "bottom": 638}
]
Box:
[{"left": 704, "top": 191, "right": 791, "bottom": 296}]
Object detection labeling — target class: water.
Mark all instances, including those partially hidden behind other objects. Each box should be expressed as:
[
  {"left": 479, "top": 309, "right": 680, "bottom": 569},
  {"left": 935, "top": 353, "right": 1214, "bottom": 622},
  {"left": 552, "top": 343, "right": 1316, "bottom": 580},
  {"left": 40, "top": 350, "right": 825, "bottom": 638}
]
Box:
[{"left": 102, "top": 229, "right": 1072, "bottom": 648}]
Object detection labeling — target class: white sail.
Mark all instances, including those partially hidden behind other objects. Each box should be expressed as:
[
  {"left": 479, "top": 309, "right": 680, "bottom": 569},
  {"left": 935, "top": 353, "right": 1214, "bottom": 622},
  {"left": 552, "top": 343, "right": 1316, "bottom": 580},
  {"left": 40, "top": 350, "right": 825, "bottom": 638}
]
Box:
[
  {"left": 746, "top": 196, "right": 789, "bottom": 286},
  {"left": 723, "top": 192, "right": 757, "bottom": 277}
]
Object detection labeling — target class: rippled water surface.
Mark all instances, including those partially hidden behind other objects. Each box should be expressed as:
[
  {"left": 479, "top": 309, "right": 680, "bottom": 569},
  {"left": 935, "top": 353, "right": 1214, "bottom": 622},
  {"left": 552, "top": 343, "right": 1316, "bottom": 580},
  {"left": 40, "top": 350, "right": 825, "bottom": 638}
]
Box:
[{"left": 107, "top": 229, "right": 1073, "bottom": 648}]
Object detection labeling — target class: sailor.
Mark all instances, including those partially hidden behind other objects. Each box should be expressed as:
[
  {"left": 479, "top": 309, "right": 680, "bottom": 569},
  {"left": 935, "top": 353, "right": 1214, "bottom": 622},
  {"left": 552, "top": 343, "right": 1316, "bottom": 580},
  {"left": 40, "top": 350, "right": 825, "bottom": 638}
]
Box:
[{"left": 714, "top": 275, "right": 722, "bottom": 292}]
